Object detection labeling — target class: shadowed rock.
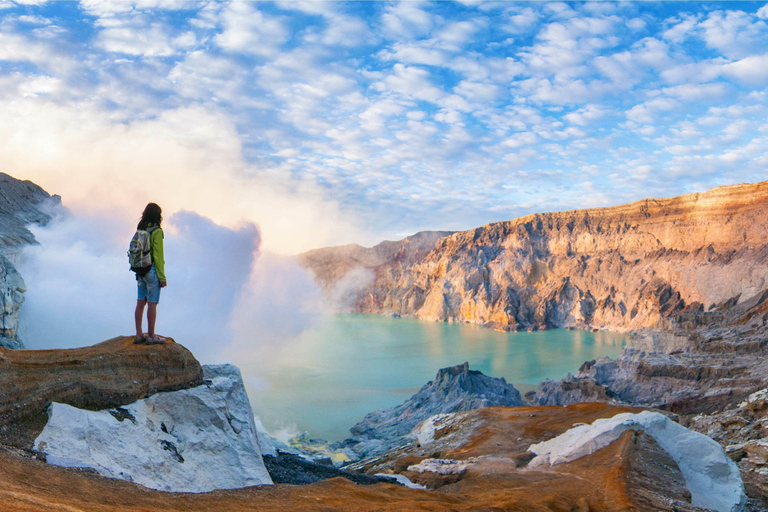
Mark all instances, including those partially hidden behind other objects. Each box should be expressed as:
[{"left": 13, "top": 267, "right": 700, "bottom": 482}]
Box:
[{"left": 0, "top": 335, "right": 203, "bottom": 448}]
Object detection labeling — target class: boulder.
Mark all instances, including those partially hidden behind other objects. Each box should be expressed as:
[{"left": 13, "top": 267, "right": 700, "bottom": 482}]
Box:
[
  {"left": 33, "top": 364, "right": 272, "bottom": 492},
  {"left": 0, "top": 335, "right": 204, "bottom": 447}
]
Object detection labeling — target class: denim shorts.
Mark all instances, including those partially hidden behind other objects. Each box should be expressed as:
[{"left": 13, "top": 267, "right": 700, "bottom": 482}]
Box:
[{"left": 137, "top": 265, "right": 161, "bottom": 303}]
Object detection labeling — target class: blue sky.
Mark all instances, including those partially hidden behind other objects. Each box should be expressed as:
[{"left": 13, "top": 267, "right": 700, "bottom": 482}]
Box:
[{"left": 1, "top": 1, "right": 767, "bottom": 253}]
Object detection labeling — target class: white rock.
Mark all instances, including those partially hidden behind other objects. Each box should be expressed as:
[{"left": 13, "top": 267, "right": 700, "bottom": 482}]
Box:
[
  {"left": 416, "top": 413, "right": 455, "bottom": 446},
  {"left": 374, "top": 473, "right": 426, "bottom": 489},
  {"left": 527, "top": 411, "right": 745, "bottom": 512},
  {"left": 34, "top": 364, "right": 273, "bottom": 492},
  {"left": 407, "top": 457, "right": 475, "bottom": 475}
]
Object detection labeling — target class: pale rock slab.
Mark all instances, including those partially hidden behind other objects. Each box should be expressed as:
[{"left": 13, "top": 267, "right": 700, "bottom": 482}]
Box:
[
  {"left": 528, "top": 411, "right": 745, "bottom": 512},
  {"left": 33, "top": 364, "right": 273, "bottom": 492}
]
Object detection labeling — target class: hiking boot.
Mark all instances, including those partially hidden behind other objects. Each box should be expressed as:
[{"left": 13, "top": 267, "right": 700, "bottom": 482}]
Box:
[
  {"left": 145, "top": 335, "right": 166, "bottom": 345},
  {"left": 133, "top": 335, "right": 146, "bottom": 344}
]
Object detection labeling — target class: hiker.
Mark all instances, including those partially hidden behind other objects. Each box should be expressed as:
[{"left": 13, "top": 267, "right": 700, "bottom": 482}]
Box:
[{"left": 131, "top": 202, "right": 167, "bottom": 344}]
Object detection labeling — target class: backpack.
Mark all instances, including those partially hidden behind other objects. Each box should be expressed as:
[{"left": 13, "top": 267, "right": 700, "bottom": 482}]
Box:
[{"left": 128, "top": 225, "right": 158, "bottom": 275}]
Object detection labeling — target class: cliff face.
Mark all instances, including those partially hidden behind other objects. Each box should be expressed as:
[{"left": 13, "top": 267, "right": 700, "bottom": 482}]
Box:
[
  {"left": 0, "top": 173, "right": 60, "bottom": 347},
  {"left": 302, "top": 181, "right": 768, "bottom": 332}
]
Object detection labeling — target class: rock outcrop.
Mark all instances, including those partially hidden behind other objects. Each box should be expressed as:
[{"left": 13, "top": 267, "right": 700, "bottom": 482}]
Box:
[
  {"left": 0, "top": 172, "right": 60, "bottom": 348},
  {"left": 528, "top": 286, "right": 768, "bottom": 414},
  {"left": 300, "top": 181, "right": 768, "bottom": 332},
  {"left": 0, "top": 335, "right": 203, "bottom": 448},
  {"left": 528, "top": 411, "right": 746, "bottom": 512},
  {"left": 33, "top": 364, "right": 272, "bottom": 492},
  {"left": 338, "top": 362, "right": 525, "bottom": 460}
]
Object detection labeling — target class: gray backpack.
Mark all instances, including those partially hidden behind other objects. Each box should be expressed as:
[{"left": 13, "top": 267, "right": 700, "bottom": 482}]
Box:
[{"left": 128, "top": 226, "right": 158, "bottom": 275}]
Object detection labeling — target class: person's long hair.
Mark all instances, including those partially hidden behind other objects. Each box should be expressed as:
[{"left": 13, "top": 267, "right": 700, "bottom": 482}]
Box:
[{"left": 138, "top": 203, "right": 162, "bottom": 230}]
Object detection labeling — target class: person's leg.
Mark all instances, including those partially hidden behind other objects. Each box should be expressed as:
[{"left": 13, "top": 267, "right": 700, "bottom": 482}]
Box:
[
  {"left": 135, "top": 299, "right": 147, "bottom": 336},
  {"left": 147, "top": 302, "right": 157, "bottom": 338}
]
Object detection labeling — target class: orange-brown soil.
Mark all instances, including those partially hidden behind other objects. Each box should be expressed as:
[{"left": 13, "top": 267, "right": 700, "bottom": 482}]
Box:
[{"left": 0, "top": 403, "right": 704, "bottom": 511}]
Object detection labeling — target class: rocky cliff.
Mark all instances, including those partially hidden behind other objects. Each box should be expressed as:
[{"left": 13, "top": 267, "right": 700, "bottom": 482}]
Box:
[
  {"left": 301, "top": 181, "right": 768, "bottom": 332},
  {"left": 0, "top": 172, "right": 60, "bottom": 348},
  {"left": 0, "top": 335, "right": 203, "bottom": 448}
]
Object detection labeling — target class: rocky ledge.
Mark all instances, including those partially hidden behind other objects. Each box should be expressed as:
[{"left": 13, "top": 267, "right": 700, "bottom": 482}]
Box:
[
  {"left": 34, "top": 363, "right": 272, "bottom": 492},
  {"left": 0, "top": 335, "right": 203, "bottom": 448}
]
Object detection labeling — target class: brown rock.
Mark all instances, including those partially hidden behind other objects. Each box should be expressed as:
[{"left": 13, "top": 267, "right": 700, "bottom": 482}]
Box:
[
  {"left": 0, "top": 335, "right": 203, "bottom": 448},
  {"left": 300, "top": 181, "right": 768, "bottom": 333}
]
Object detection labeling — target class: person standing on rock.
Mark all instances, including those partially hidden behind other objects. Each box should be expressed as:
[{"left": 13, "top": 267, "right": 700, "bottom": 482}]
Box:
[{"left": 133, "top": 202, "right": 167, "bottom": 345}]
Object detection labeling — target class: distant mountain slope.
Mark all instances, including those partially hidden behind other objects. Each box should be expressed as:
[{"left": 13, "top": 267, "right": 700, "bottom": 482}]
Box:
[
  {"left": 299, "top": 182, "right": 768, "bottom": 332},
  {"left": 0, "top": 172, "right": 59, "bottom": 348}
]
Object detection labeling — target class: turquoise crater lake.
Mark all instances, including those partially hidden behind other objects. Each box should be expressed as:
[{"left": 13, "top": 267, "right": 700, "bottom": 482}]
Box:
[{"left": 241, "top": 314, "right": 626, "bottom": 443}]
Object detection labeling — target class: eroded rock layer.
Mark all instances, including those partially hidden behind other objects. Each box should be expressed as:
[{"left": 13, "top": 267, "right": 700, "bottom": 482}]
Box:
[
  {"left": 301, "top": 181, "right": 768, "bottom": 332},
  {"left": 0, "top": 336, "right": 203, "bottom": 448}
]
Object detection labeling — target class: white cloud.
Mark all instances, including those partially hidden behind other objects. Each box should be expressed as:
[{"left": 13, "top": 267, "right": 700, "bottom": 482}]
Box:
[
  {"left": 564, "top": 105, "right": 605, "bottom": 126},
  {"left": 79, "top": 0, "right": 194, "bottom": 16},
  {"left": 501, "top": 131, "right": 537, "bottom": 148},
  {"left": 379, "top": 43, "right": 448, "bottom": 66},
  {"left": 626, "top": 17, "right": 646, "bottom": 31},
  {"left": 215, "top": 2, "right": 288, "bottom": 57},
  {"left": 661, "top": 14, "right": 700, "bottom": 43},
  {"left": 453, "top": 80, "right": 500, "bottom": 102},
  {"left": 381, "top": 1, "right": 435, "bottom": 39},
  {"left": 95, "top": 19, "right": 192, "bottom": 57},
  {"left": 758, "top": 4, "right": 768, "bottom": 20},
  {"left": 662, "top": 82, "right": 729, "bottom": 100},
  {"left": 699, "top": 10, "right": 768, "bottom": 59},
  {"left": 17, "top": 14, "right": 51, "bottom": 24},
  {"left": 0, "top": 98, "right": 361, "bottom": 254},
  {"left": 626, "top": 97, "right": 678, "bottom": 124},
  {"left": 378, "top": 63, "right": 446, "bottom": 104},
  {"left": 722, "top": 53, "right": 768, "bottom": 85},
  {"left": 0, "top": 31, "right": 74, "bottom": 76},
  {"left": 320, "top": 13, "right": 374, "bottom": 47}
]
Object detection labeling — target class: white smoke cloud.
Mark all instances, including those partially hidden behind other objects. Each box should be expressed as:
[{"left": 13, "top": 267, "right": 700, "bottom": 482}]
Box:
[{"left": 18, "top": 207, "right": 325, "bottom": 363}]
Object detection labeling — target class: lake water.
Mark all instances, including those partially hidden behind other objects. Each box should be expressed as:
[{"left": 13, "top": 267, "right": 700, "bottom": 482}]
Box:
[{"left": 240, "top": 314, "right": 626, "bottom": 442}]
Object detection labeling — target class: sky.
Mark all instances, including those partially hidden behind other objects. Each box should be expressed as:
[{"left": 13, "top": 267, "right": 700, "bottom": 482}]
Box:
[{"left": 1, "top": 1, "right": 768, "bottom": 253}]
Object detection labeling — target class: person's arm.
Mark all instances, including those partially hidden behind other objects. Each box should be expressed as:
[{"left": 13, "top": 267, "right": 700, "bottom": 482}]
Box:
[{"left": 151, "top": 228, "right": 166, "bottom": 284}]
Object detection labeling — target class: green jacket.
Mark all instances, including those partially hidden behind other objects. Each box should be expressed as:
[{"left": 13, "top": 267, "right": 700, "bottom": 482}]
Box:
[{"left": 149, "top": 225, "right": 166, "bottom": 282}]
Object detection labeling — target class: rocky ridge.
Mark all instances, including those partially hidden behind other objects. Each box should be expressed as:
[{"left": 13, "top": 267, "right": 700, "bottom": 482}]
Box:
[
  {"left": 337, "top": 362, "right": 525, "bottom": 460},
  {"left": 0, "top": 172, "right": 60, "bottom": 348},
  {"left": 300, "top": 181, "right": 768, "bottom": 332}
]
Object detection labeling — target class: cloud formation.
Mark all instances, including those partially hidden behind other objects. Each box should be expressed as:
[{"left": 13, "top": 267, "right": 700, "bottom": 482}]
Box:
[{"left": 0, "top": 1, "right": 766, "bottom": 252}]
